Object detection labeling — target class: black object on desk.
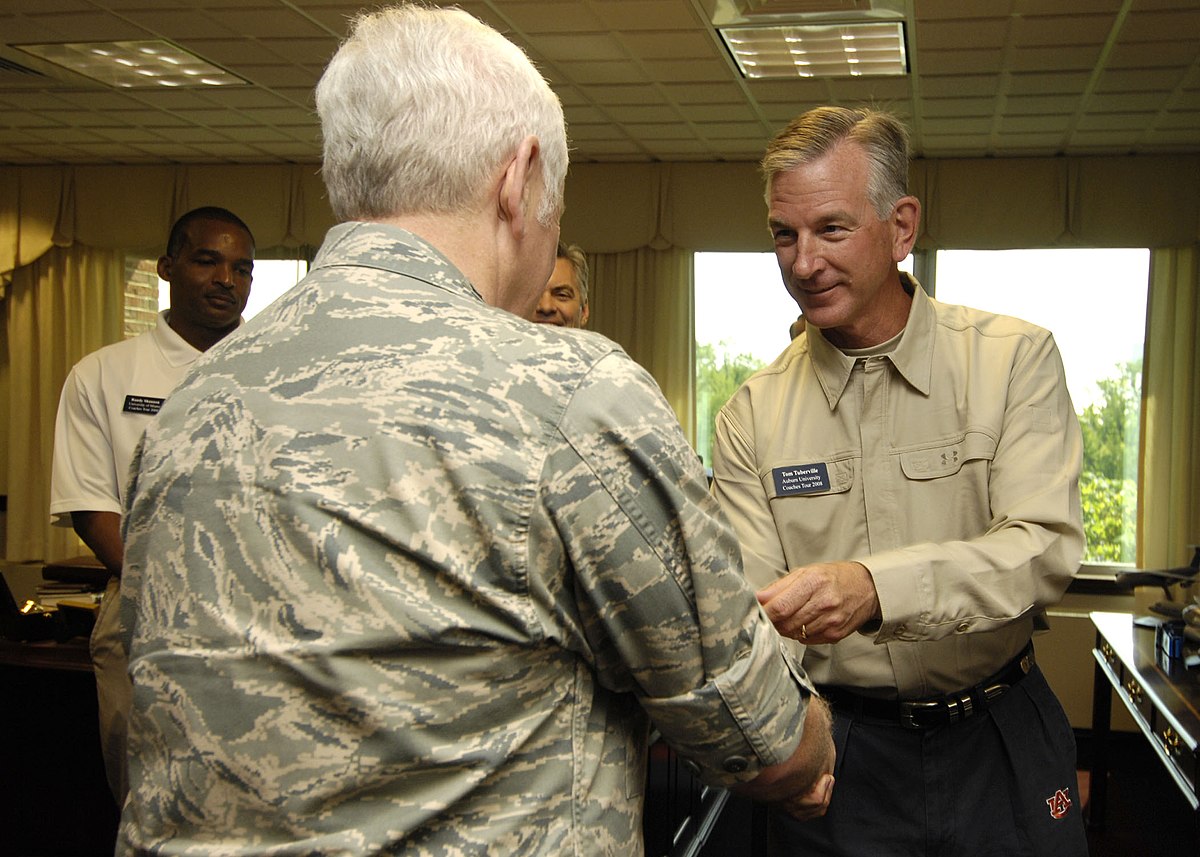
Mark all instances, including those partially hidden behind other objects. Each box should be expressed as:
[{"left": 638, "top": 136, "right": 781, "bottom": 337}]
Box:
[{"left": 1090, "top": 611, "right": 1199, "bottom": 843}]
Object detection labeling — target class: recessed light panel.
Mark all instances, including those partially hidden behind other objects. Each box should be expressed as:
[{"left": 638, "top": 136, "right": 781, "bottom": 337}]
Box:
[
  {"left": 14, "top": 40, "right": 245, "bottom": 89},
  {"left": 720, "top": 21, "right": 907, "bottom": 79}
]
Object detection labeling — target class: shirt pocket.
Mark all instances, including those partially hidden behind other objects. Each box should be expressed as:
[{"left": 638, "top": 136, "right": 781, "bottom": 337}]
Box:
[
  {"left": 760, "top": 456, "right": 856, "bottom": 566},
  {"left": 897, "top": 431, "right": 997, "bottom": 480},
  {"left": 760, "top": 456, "right": 855, "bottom": 500}
]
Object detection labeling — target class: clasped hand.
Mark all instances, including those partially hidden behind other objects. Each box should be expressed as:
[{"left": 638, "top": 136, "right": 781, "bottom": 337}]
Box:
[{"left": 756, "top": 560, "right": 881, "bottom": 644}]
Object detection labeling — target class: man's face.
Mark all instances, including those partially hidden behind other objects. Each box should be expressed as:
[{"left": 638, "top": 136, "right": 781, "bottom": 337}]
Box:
[
  {"left": 159, "top": 219, "right": 254, "bottom": 339},
  {"left": 767, "top": 141, "right": 908, "bottom": 349},
  {"left": 533, "top": 257, "right": 589, "bottom": 328}
]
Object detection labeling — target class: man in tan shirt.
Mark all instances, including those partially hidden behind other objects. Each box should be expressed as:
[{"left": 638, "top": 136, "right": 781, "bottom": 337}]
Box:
[
  {"left": 532, "top": 240, "right": 590, "bottom": 328},
  {"left": 711, "top": 106, "right": 1088, "bottom": 856}
]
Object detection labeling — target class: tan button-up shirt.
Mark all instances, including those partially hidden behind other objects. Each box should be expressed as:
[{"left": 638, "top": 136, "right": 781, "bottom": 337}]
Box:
[{"left": 712, "top": 277, "right": 1084, "bottom": 698}]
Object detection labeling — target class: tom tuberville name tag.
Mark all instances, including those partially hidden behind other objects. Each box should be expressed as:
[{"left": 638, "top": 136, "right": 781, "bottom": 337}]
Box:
[
  {"left": 123, "top": 395, "right": 165, "bottom": 415},
  {"left": 772, "top": 462, "right": 830, "bottom": 496}
]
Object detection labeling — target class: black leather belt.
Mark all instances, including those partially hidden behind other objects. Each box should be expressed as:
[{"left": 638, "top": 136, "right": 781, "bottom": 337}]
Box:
[{"left": 817, "top": 642, "right": 1036, "bottom": 730}]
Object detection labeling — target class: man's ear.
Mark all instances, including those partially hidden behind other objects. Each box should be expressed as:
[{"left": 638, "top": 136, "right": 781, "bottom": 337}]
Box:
[
  {"left": 156, "top": 255, "right": 173, "bottom": 282},
  {"left": 891, "top": 195, "right": 921, "bottom": 262},
  {"left": 497, "top": 135, "right": 540, "bottom": 241}
]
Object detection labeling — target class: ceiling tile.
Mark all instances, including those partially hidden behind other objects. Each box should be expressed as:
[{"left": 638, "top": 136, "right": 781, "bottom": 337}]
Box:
[
  {"left": 490, "top": 2, "right": 606, "bottom": 33},
  {"left": 1009, "top": 14, "right": 1116, "bottom": 47},
  {"left": 1006, "top": 72, "right": 1094, "bottom": 95},
  {"left": 642, "top": 58, "right": 736, "bottom": 83},
  {"left": 1009, "top": 46, "right": 1104, "bottom": 72},
  {"left": 591, "top": 1, "right": 700, "bottom": 30},
  {"left": 1120, "top": 9, "right": 1200, "bottom": 41},
  {"left": 531, "top": 33, "right": 628, "bottom": 62},
  {"left": 700, "top": 121, "right": 770, "bottom": 139},
  {"left": 915, "top": 19, "right": 1009, "bottom": 51},
  {"left": 662, "top": 82, "right": 749, "bottom": 103},
  {"left": 1076, "top": 112, "right": 1160, "bottom": 130},
  {"left": 919, "top": 74, "right": 1005, "bottom": 98},
  {"left": 920, "top": 98, "right": 999, "bottom": 118},
  {"left": 618, "top": 31, "right": 723, "bottom": 60},
  {"left": 920, "top": 50, "right": 1006, "bottom": 75},
  {"left": 581, "top": 84, "right": 665, "bottom": 104},
  {"left": 555, "top": 60, "right": 649, "bottom": 85},
  {"left": 1096, "top": 68, "right": 1189, "bottom": 92},
  {"left": 678, "top": 103, "right": 759, "bottom": 122},
  {"left": 605, "top": 104, "right": 684, "bottom": 123},
  {"left": 998, "top": 115, "right": 1071, "bottom": 133},
  {"left": 208, "top": 9, "right": 330, "bottom": 38}
]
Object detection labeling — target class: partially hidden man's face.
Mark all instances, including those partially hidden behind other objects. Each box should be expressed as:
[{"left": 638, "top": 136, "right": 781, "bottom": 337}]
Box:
[{"left": 533, "top": 257, "right": 589, "bottom": 328}]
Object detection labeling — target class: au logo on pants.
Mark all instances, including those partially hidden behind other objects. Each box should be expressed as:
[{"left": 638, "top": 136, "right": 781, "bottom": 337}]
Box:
[{"left": 1045, "top": 787, "right": 1073, "bottom": 819}]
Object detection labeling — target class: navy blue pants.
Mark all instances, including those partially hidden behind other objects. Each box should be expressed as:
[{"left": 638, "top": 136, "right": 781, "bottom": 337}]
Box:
[{"left": 769, "top": 665, "right": 1088, "bottom": 857}]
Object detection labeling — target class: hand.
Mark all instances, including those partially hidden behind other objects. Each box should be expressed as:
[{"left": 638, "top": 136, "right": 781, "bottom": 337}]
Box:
[
  {"left": 757, "top": 561, "right": 880, "bottom": 644},
  {"left": 733, "top": 696, "right": 835, "bottom": 816}
]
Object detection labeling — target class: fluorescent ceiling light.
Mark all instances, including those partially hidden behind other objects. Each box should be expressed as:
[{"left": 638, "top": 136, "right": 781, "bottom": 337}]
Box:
[
  {"left": 13, "top": 40, "right": 245, "bottom": 89},
  {"left": 720, "top": 21, "right": 907, "bottom": 79}
]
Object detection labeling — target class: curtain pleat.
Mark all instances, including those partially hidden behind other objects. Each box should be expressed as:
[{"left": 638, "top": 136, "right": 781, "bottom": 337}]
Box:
[
  {"left": 588, "top": 246, "right": 695, "bottom": 444},
  {"left": 1138, "top": 245, "right": 1200, "bottom": 571},
  {"left": 5, "top": 243, "right": 124, "bottom": 562}
]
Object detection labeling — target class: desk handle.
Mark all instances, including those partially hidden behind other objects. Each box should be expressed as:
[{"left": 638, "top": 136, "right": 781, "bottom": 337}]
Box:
[
  {"left": 1158, "top": 726, "right": 1182, "bottom": 758},
  {"left": 1122, "top": 678, "right": 1144, "bottom": 705}
]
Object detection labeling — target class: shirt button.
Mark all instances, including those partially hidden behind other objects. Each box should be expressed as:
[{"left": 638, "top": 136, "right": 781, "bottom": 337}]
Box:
[
  {"left": 957, "top": 622, "right": 971, "bottom": 633},
  {"left": 723, "top": 756, "right": 749, "bottom": 773}
]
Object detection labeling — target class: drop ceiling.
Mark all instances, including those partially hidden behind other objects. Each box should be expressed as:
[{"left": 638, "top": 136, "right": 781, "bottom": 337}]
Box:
[{"left": 0, "top": 0, "right": 1197, "bottom": 165}]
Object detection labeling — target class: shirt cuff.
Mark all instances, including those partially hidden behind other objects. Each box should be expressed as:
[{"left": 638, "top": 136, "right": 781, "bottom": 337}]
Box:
[{"left": 641, "top": 613, "right": 812, "bottom": 787}]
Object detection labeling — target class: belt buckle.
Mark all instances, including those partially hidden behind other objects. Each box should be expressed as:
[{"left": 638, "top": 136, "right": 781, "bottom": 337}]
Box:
[{"left": 899, "top": 700, "right": 944, "bottom": 729}]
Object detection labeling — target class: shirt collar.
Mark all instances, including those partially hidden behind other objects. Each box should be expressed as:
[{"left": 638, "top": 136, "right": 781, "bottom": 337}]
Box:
[
  {"left": 807, "top": 272, "right": 934, "bottom": 408},
  {"left": 312, "top": 221, "right": 485, "bottom": 305},
  {"left": 152, "top": 308, "right": 204, "bottom": 367}
]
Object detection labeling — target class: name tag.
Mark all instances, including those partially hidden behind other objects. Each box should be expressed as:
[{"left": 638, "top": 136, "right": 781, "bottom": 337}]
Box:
[
  {"left": 771, "top": 462, "right": 830, "bottom": 496},
  {"left": 123, "top": 395, "right": 165, "bottom": 415}
]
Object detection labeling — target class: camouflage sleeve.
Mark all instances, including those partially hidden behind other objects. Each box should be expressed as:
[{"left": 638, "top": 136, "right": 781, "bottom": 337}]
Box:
[{"left": 538, "top": 352, "right": 813, "bottom": 787}]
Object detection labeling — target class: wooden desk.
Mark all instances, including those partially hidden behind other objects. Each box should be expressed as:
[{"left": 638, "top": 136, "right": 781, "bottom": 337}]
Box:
[
  {"left": 0, "top": 635, "right": 93, "bottom": 671},
  {"left": 1089, "top": 611, "right": 1199, "bottom": 840}
]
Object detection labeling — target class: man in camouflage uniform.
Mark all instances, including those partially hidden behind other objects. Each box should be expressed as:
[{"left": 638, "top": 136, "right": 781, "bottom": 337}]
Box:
[{"left": 116, "top": 5, "right": 834, "bottom": 855}]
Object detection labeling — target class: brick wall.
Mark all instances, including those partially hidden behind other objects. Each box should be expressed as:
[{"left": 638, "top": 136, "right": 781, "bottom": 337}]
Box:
[{"left": 124, "top": 257, "right": 159, "bottom": 339}]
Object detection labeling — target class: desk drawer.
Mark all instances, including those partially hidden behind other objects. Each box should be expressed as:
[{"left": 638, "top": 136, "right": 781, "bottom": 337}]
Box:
[
  {"left": 1099, "top": 642, "right": 1157, "bottom": 726},
  {"left": 1154, "top": 719, "right": 1198, "bottom": 798}
]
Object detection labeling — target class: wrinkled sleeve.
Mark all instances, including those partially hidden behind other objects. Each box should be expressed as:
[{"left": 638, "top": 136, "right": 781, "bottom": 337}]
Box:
[
  {"left": 710, "top": 390, "right": 791, "bottom": 594},
  {"left": 543, "top": 353, "right": 812, "bottom": 787},
  {"left": 50, "top": 364, "right": 121, "bottom": 523},
  {"left": 866, "top": 330, "right": 1084, "bottom": 641}
]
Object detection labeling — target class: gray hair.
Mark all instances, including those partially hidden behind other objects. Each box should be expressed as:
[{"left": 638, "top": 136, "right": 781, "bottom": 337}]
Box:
[
  {"left": 556, "top": 241, "right": 589, "bottom": 309},
  {"left": 315, "top": 3, "right": 568, "bottom": 226},
  {"left": 761, "top": 106, "right": 910, "bottom": 219}
]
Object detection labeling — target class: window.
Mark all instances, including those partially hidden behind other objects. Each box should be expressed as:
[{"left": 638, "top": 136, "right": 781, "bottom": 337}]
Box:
[
  {"left": 694, "top": 252, "right": 797, "bottom": 470},
  {"left": 693, "top": 248, "right": 1148, "bottom": 567},
  {"left": 933, "top": 249, "right": 1148, "bottom": 567}
]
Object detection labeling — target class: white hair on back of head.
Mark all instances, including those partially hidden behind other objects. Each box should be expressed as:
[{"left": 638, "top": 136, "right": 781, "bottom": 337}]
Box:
[{"left": 316, "top": 3, "right": 568, "bottom": 225}]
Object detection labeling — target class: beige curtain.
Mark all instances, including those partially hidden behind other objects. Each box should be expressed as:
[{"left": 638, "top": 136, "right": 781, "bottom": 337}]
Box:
[
  {"left": 1138, "top": 244, "right": 1200, "bottom": 571},
  {"left": 588, "top": 246, "right": 696, "bottom": 444},
  {"left": 5, "top": 243, "right": 124, "bottom": 562}
]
